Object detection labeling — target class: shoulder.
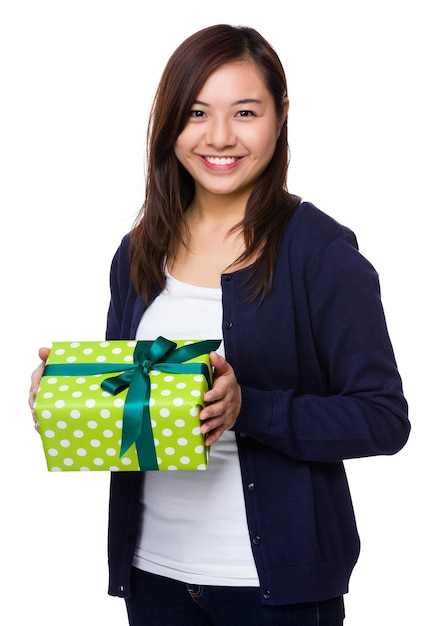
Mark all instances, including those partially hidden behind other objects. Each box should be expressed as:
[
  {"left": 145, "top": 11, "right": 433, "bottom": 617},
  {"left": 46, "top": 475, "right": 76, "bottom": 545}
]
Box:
[
  {"left": 278, "top": 201, "right": 378, "bottom": 286},
  {"left": 285, "top": 201, "right": 358, "bottom": 251}
]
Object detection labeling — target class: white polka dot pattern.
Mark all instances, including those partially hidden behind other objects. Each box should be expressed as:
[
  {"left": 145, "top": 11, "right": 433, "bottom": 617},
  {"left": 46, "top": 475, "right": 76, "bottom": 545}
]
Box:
[{"left": 34, "top": 341, "right": 211, "bottom": 472}]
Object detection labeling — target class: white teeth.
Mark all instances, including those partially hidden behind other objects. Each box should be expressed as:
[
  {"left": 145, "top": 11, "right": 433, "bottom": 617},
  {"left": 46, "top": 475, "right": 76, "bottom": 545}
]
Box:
[{"left": 205, "top": 156, "right": 237, "bottom": 165}]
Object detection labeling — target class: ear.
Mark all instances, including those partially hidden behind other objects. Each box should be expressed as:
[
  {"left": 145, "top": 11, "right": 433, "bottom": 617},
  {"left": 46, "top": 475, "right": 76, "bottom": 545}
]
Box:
[
  {"left": 282, "top": 96, "right": 290, "bottom": 119},
  {"left": 277, "top": 97, "right": 289, "bottom": 137}
]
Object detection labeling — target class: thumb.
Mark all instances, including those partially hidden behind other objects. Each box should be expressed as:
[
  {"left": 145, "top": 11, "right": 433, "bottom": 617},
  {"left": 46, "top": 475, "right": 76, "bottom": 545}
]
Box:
[
  {"left": 209, "top": 350, "right": 229, "bottom": 374},
  {"left": 39, "top": 346, "right": 50, "bottom": 362}
]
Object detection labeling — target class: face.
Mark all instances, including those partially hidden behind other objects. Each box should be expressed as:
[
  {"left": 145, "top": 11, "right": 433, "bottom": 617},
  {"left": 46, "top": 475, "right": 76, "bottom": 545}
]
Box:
[{"left": 174, "top": 61, "right": 286, "bottom": 203}]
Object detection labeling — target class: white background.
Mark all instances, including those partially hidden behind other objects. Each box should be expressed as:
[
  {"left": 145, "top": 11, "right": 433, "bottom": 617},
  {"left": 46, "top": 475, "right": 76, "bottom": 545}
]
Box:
[{"left": 1, "top": 1, "right": 443, "bottom": 624}]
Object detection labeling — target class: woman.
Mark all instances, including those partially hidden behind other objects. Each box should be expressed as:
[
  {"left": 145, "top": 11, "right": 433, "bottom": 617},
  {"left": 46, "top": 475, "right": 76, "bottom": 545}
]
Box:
[{"left": 30, "top": 24, "right": 410, "bottom": 625}]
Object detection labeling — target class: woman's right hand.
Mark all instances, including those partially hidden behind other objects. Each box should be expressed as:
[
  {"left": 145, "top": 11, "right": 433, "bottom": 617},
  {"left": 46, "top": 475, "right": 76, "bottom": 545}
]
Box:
[{"left": 29, "top": 347, "right": 50, "bottom": 432}]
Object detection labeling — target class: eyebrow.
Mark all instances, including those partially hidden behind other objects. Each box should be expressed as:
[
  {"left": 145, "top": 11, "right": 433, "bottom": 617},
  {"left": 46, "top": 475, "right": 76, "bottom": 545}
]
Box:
[{"left": 193, "top": 98, "right": 263, "bottom": 107}]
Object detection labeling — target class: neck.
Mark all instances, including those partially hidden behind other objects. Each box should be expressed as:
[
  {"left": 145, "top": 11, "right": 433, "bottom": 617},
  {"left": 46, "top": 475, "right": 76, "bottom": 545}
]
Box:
[{"left": 189, "top": 187, "right": 250, "bottom": 224}]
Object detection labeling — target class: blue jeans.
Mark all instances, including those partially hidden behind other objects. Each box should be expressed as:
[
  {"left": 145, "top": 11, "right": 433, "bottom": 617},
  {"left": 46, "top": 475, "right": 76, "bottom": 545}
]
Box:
[{"left": 125, "top": 568, "right": 345, "bottom": 625}]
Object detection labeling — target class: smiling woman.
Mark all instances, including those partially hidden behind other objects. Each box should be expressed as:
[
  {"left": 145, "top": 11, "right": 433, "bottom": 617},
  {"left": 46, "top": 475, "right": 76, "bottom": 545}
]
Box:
[{"left": 29, "top": 23, "right": 410, "bottom": 626}]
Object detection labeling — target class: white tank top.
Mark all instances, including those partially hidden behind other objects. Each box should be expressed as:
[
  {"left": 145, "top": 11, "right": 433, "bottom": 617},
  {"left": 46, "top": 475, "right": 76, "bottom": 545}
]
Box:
[{"left": 133, "top": 269, "right": 259, "bottom": 586}]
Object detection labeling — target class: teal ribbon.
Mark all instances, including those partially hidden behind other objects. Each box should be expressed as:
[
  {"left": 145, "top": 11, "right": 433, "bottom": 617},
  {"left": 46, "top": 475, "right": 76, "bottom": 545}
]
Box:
[{"left": 43, "top": 337, "right": 221, "bottom": 470}]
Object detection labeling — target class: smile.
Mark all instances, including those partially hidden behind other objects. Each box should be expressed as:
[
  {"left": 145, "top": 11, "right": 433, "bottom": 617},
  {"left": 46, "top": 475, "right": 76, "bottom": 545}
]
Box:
[{"left": 204, "top": 156, "right": 239, "bottom": 166}]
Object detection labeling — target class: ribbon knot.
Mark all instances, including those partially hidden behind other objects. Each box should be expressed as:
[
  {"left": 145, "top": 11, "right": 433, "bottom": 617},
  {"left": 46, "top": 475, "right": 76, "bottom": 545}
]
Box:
[{"left": 141, "top": 359, "right": 154, "bottom": 376}]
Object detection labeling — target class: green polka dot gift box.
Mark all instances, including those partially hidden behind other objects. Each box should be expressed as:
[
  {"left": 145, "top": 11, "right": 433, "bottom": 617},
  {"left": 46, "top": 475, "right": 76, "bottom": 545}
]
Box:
[{"left": 35, "top": 338, "right": 220, "bottom": 472}]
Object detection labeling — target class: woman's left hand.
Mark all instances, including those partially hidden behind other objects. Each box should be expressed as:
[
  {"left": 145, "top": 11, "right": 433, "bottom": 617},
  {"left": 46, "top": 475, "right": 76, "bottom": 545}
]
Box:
[
  {"left": 29, "top": 347, "right": 50, "bottom": 432},
  {"left": 200, "top": 351, "right": 242, "bottom": 445}
]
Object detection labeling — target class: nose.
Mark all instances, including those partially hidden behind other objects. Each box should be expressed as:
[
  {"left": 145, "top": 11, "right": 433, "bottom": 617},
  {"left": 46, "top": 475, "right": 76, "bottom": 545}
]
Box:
[{"left": 205, "top": 117, "right": 236, "bottom": 149}]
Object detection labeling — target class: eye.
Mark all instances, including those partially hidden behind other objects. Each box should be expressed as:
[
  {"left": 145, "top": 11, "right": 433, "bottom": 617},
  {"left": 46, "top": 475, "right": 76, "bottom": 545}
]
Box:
[
  {"left": 235, "top": 110, "right": 257, "bottom": 118},
  {"left": 190, "top": 110, "right": 206, "bottom": 118}
]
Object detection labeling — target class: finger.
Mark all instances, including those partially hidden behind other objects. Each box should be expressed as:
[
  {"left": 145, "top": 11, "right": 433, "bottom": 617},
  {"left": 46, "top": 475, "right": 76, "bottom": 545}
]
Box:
[
  {"left": 29, "top": 365, "right": 43, "bottom": 402},
  {"left": 29, "top": 347, "right": 50, "bottom": 431},
  {"left": 200, "top": 401, "right": 223, "bottom": 422},
  {"left": 29, "top": 392, "right": 40, "bottom": 431},
  {"left": 38, "top": 346, "right": 50, "bottom": 361},
  {"left": 204, "top": 363, "right": 231, "bottom": 404},
  {"left": 29, "top": 347, "right": 50, "bottom": 396},
  {"left": 209, "top": 351, "right": 231, "bottom": 376},
  {"left": 202, "top": 422, "right": 226, "bottom": 446},
  {"left": 203, "top": 382, "right": 226, "bottom": 405},
  {"left": 28, "top": 383, "right": 37, "bottom": 410}
]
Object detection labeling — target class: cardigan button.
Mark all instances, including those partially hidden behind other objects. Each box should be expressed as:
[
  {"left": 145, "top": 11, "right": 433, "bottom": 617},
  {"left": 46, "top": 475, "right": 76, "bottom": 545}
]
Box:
[
  {"left": 224, "top": 321, "right": 233, "bottom": 329},
  {"left": 262, "top": 590, "right": 271, "bottom": 600},
  {"left": 247, "top": 482, "right": 255, "bottom": 491},
  {"left": 252, "top": 536, "right": 261, "bottom": 545},
  {"left": 224, "top": 274, "right": 232, "bottom": 281}
]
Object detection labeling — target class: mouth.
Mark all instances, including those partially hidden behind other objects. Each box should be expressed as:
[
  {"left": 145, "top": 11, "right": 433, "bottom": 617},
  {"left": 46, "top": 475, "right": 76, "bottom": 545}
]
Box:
[{"left": 203, "top": 156, "right": 240, "bottom": 166}]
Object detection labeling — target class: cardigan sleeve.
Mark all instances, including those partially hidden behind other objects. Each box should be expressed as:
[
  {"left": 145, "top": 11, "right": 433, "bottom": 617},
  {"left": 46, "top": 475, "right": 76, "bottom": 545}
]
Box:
[{"left": 233, "top": 232, "right": 410, "bottom": 463}]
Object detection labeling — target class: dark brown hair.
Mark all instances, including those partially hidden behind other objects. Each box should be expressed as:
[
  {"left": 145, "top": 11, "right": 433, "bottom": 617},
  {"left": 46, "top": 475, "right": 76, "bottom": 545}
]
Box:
[{"left": 130, "top": 24, "right": 300, "bottom": 303}]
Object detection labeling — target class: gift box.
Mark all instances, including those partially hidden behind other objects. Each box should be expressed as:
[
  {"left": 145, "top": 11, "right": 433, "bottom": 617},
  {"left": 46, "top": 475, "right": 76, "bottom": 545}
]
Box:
[{"left": 34, "top": 338, "right": 220, "bottom": 472}]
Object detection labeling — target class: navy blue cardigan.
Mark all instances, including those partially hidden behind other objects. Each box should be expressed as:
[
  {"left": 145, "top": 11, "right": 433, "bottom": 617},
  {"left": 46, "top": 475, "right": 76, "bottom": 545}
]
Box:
[{"left": 105, "top": 201, "right": 410, "bottom": 605}]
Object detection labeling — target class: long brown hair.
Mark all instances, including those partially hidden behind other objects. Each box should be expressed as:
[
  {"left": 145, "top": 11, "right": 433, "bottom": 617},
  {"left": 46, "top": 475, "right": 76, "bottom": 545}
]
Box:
[{"left": 130, "top": 24, "right": 300, "bottom": 303}]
